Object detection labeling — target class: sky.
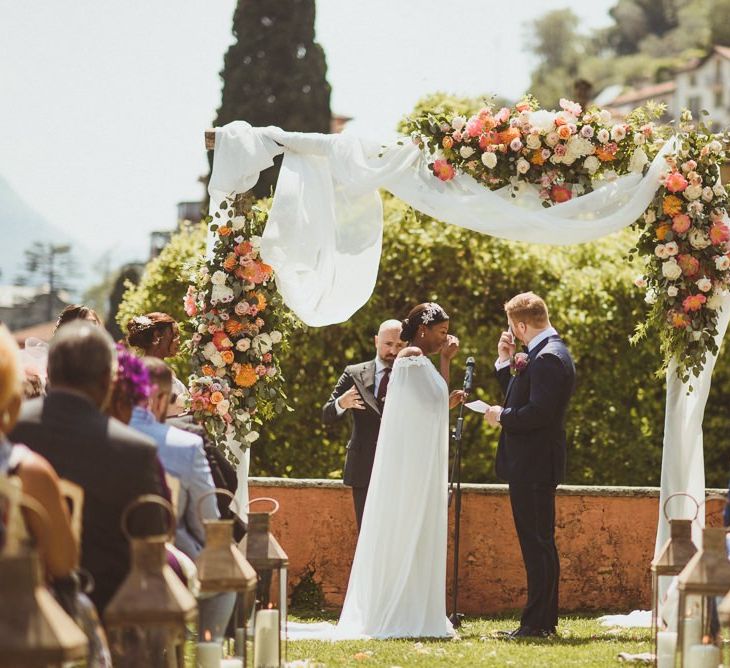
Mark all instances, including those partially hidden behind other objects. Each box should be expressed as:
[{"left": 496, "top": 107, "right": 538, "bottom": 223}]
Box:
[{"left": 0, "top": 0, "right": 616, "bottom": 274}]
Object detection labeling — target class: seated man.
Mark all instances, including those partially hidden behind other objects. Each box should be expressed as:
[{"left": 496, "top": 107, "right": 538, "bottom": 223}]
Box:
[
  {"left": 10, "top": 321, "right": 165, "bottom": 615},
  {"left": 129, "top": 357, "right": 234, "bottom": 638}
]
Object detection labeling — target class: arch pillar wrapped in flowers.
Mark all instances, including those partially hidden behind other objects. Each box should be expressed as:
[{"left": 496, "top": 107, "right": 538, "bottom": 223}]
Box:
[{"left": 199, "top": 98, "right": 730, "bottom": 553}]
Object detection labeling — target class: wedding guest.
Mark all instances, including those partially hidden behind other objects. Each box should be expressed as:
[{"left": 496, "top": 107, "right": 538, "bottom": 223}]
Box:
[
  {"left": 107, "top": 344, "right": 152, "bottom": 425},
  {"left": 9, "top": 321, "right": 166, "bottom": 614},
  {"left": 129, "top": 357, "right": 234, "bottom": 639},
  {"left": 126, "top": 312, "right": 187, "bottom": 413},
  {"left": 54, "top": 304, "right": 103, "bottom": 333},
  {"left": 0, "top": 324, "right": 77, "bottom": 579},
  {"left": 322, "top": 319, "right": 405, "bottom": 531}
]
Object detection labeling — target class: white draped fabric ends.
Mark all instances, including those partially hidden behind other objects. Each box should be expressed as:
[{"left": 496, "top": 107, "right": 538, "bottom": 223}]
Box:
[{"left": 287, "top": 355, "right": 454, "bottom": 640}]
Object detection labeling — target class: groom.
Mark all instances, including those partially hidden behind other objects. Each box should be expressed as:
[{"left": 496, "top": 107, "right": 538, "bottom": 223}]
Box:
[{"left": 485, "top": 292, "right": 575, "bottom": 638}]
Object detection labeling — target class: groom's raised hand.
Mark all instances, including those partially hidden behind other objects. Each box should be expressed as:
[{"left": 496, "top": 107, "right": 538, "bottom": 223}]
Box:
[{"left": 497, "top": 330, "right": 516, "bottom": 363}]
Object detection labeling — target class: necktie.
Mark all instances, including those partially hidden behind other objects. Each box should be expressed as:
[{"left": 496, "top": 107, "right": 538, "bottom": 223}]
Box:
[{"left": 377, "top": 367, "right": 391, "bottom": 406}]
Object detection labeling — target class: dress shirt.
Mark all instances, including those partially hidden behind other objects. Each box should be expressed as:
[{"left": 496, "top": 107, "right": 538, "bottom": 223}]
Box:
[{"left": 494, "top": 327, "right": 559, "bottom": 371}]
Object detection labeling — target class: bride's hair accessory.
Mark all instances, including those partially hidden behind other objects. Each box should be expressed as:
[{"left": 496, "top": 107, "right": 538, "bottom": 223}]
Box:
[
  {"left": 420, "top": 303, "right": 444, "bottom": 325},
  {"left": 132, "top": 315, "right": 153, "bottom": 328}
]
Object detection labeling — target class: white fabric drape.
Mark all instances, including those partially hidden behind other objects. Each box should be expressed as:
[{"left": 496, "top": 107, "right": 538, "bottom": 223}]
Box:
[{"left": 208, "top": 121, "right": 675, "bottom": 326}]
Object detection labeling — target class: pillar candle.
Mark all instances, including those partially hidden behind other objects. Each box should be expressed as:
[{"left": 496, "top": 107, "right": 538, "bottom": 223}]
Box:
[
  {"left": 254, "top": 609, "right": 280, "bottom": 668},
  {"left": 197, "top": 640, "right": 222, "bottom": 668},
  {"left": 221, "top": 660, "right": 243, "bottom": 668},
  {"left": 683, "top": 616, "right": 703, "bottom": 656},
  {"left": 656, "top": 630, "right": 677, "bottom": 668},
  {"left": 686, "top": 643, "right": 720, "bottom": 668}
]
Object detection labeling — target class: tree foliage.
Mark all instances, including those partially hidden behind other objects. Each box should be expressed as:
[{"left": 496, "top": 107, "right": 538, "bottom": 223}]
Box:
[{"left": 214, "top": 0, "right": 331, "bottom": 198}]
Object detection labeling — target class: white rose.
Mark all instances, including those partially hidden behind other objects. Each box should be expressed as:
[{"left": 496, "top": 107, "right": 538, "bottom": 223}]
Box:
[
  {"left": 584, "top": 155, "right": 600, "bottom": 174},
  {"left": 211, "top": 270, "right": 227, "bottom": 286},
  {"left": 707, "top": 290, "right": 726, "bottom": 310},
  {"left": 633, "top": 132, "right": 646, "bottom": 145},
  {"left": 231, "top": 216, "right": 247, "bottom": 231},
  {"left": 198, "top": 323, "right": 208, "bottom": 334},
  {"left": 685, "top": 184, "right": 703, "bottom": 201},
  {"left": 545, "top": 132, "right": 560, "bottom": 147},
  {"left": 596, "top": 128, "right": 610, "bottom": 144},
  {"left": 211, "top": 285, "right": 234, "bottom": 304},
  {"left": 526, "top": 133, "right": 542, "bottom": 150},
  {"left": 599, "top": 110, "right": 612, "bottom": 125},
  {"left": 610, "top": 125, "right": 627, "bottom": 142},
  {"left": 664, "top": 241, "right": 679, "bottom": 257},
  {"left": 629, "top": 148, "right": 649, "bottom": 174},
  {"left": 210, "top": 352, "right": 225, "bottom": 368},
  {"left": 203, "top": 342, "right": 217, "bottom": 359},
  {"left": 644, "top": 209, "right": 657, "bottom": 224},
  {"left": 269, "top": 330, "right": 283, "bottom": 344},
  {"left": 481, "top": 152, "right": 497, "bottom": 169},
  {"left": 245, "top": 431, "right": 260, "bottom": 444},
  {"left": 216, "top": 399, "right": 230, "bottom": 416},
  {"left": 654, "top": 244, "right": 668, "bottom": 259},
  {"left": 667, "top": 285, "right": 679, "bottom": 297},
  {"left": 459, "top": 145, "right": 474, "bottom": 159},
  {"left": 236, "top": 338, "right": 251, "bottom": 352},
  {"left": 451, "top": 115, "right": 466, "bottom": 131},
  {"left": 702, "top": 186, "right": 714, "bottom": 202},
  {"left": 714, "top": 183, "right": 727, "bottom": 198},
  {"left": 645, "top": 289, "right": 657, "bottom": 305},
  {"left": 634, "top": 275, "right": 647, "bottom": 288},
  {"left": 689, "top": 228, "right": 711, "bottom": 249},
  {"left": 715, "top": 255, "right": 730, "bottom": 271},
  {"left": 662, "top": 258, "right": 682, "bottom": 280},
  {"left": 527, "top": 109, "right": 557, "bottom": 133},
  {"left": 516, "top": 158, "right": 530, "bottom": 174},
  {"left": 697, "top": 277, "right": 713, "bottom": 292},
  {"left": 709, "top": 140, "right": 723, "bottom": 154}
]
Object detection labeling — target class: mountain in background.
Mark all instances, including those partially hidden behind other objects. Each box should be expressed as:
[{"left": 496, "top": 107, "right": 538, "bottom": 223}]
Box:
[{"left": 0, "top": 174, "right": 84, "bottom": 288}]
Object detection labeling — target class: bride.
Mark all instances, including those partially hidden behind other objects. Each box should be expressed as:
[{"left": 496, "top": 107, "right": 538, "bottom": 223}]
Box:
[{"left": 290, "top": 302, "right": 463, "bottom": 641}]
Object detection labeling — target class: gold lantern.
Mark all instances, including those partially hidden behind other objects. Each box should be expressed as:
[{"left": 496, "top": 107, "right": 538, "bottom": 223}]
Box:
[
  {"left": 105, "top": 494, "right": 197, "bottom": 668},
  {"left": 651, "top": 493, "right": 698, "bottom": 665},
  {"left": 0, "top": 485, "right": 88, "bottom": 667},
  {"left": 239, "top": 497, "right": 288, "bottom": 668},
  {"left": 195, "top": 488, "right": 257, "bottom": 665},
  {"left": 675, "top": 527, "right": 730, "bottom": 667}
]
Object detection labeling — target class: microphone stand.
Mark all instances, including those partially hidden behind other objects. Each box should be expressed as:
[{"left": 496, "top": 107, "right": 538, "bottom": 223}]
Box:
[{"left": 448, "top": 392, "right": 467, "bottom": 628}]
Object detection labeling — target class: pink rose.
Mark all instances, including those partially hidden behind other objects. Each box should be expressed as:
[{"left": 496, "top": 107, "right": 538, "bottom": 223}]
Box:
[
  {"left": 672, "top": 214, "right": 691, "bottom": 234},
  {"left": 433, "top": 159, "right": 456, "bottom": 182},
  {"left": 495, "top": 107, "right": 511, "bottom": 124},
  {"left": 183, "top": 286, "right": 197, "bottom": 317},
  {"left": 665, "top": 172, "right": 689, "bottom": 194},
  {"left": 554, "top": 144, "right": 567, "bottom": 157},
  {"left": 710, "top": 223, "right": 730, "bottom": 245},
  {"left": 465, "top": 116, "right": 484, "bottom": 138}
]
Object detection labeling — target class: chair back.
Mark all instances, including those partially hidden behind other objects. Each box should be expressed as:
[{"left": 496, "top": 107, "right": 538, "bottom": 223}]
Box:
[{"left": 58, "top": 479, "right": 84, "bottom": 549}]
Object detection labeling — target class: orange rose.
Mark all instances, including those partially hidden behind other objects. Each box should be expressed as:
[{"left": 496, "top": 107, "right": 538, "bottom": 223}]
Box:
[
  {"left": 442, "top": 136, "right": 453, "bottom": 150},
  {"left": 530, "top": 150, "right": 546, "bottom": 166},
  {"left": 225, "top": 319, "right": 245, "bottom": 336},
  {"left": 595, "top": 146, "right": 616, "bottom": 162},
  {"left": 202, "top": 365, "right": 215, "bottom": 377},
  {"left": 497, "top": 127, "right": 520, "bottom": 146},
  {"left": 221, "top": 350, "right": 235, "bottom": 365},
  {"left": 255, "top": 292, "right": 267, "bottom": 311},
  {"left": 218, "top": 226, "right": 232, "bottom": 237},
  {"left": 235, "top": 364, "right": 258, "bottom": 388},
  {"left": 656, "top": 223, "right": 671, "bottom": 241},
  {"left": 223, "top": 254, "right": 238, "bottom": 272},
  {"left": 663, "top": 195, "right": 683, "bottom": 217},
  {"left": 557, "top": 125, "right": 572, "bottom": 140},
  {"left": 210, "top": 391, "right": 224, "bottom": 404}
]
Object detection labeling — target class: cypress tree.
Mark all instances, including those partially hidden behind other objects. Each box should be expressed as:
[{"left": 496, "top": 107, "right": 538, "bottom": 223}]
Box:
[{"left": 214, "top": 0, "right": 332, "bottom": 198}]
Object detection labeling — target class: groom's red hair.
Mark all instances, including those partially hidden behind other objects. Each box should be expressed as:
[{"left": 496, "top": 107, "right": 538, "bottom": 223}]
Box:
[{"left": 504, "top": 292, "right": 549, "bottom": 328}]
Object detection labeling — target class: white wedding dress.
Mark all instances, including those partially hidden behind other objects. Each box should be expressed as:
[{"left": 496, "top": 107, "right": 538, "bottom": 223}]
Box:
[{"left": 288, "top": 354, "right": 454, "bottom": 640}]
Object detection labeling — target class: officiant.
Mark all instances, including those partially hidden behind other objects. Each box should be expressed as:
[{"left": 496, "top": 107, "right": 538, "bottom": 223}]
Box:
[{"left": 322, "top": 320, "right": 404, "bottom": 530}]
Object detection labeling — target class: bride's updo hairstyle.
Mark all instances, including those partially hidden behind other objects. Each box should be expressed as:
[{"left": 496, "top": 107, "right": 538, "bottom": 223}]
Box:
[
  {"left": 400, "top": 303, "right": 449, "bottom": 342},
  {"left": 126, "top": 312, "right": 176, "bottom": 351}
]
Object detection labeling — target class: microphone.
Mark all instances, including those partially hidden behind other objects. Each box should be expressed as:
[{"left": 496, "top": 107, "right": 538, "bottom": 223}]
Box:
[{"left": 463, "top": 357, "right": 475, "bottom": 395}]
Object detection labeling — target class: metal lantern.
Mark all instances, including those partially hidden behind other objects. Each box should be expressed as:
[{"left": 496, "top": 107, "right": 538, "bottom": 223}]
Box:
[
  {"left": 651, "top": 494, "right": 698, "bottom": 666},
  {"left": 0, "top": 484, "right": 88, "bottom": 667},
  {"left": 195, "top": 488, "right": 257, "bottom": 665},
  {"left": 675, "top": 527, "right": 730, "bottom": 667},
  {"left": 715, "top": 588, "right": 730, "bottom": 667},
  {"left": 238, "top": 497, "right": 289, "bottom": 668},
  {"left": 105, "top": 494, "right": 197, "bottom": 668}
]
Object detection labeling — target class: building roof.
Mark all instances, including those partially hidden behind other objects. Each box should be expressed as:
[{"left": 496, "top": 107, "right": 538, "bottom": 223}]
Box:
[
  {"left": 0, "top": 284, "right": 71, "bottom": 308},
  {"left": 607, "top": 81, "right": 676, "bottom": 107}
]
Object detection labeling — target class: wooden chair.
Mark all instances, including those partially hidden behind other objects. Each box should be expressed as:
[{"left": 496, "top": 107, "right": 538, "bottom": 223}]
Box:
[
  {"left": 165, "top": 473, "right": 181, "bottom": 517},
  {"left": 58, "top": 478, "right": 84, "bottom": 549}
]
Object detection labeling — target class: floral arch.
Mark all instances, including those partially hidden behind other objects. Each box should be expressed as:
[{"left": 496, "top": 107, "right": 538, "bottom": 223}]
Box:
[{"left": 190, "top": 97, "right": 730, "bottom": 552}]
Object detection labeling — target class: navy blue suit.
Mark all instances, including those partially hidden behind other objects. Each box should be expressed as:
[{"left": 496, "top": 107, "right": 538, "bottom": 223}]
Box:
[{"left": 495, "top": 333, "right": 575, "bottom": 632}]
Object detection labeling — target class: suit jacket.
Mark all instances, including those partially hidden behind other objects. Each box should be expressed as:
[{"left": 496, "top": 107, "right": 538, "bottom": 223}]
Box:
[
  {"left": 129, "top": 407, "right": 219, "bottom": 560},
  {"left": 495, "top": 335, "right": 575, "bottom": 486},
  {"left": 322, "top": 360, "right": 382, "bottom": 488},
  {"left": 9, "top": 390, "right": 165, "bottom": 614}
]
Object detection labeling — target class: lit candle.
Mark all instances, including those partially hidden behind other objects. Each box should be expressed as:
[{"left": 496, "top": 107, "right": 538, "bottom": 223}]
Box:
[
  {"left": 254, "top": 609, "right": 280, "bottom": 668},
  {"left": 656, "top": 630, "right": 677, "bottom": 668},
  {"left": 686, "top": 643, "right": 720, "bottom": 668},
  {"left": 197, "top": 630, "right": 222, "bottom": 668}
]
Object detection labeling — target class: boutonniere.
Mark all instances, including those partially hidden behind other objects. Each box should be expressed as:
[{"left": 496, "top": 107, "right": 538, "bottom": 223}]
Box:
[{"left": 510, "top": 352, "right": 529, "bottom": 377}]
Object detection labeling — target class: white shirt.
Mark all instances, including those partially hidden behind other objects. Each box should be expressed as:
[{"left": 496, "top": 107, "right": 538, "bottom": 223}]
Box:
[
  {"left": 494, "top": 326, "right": 558, "bottom": 371},
  {"left": 335, "top": 357, "right": 391, "bottom": 415}
]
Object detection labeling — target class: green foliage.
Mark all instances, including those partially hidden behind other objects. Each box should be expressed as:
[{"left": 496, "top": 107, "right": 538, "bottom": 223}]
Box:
[
  {"left": 215, "top": 0, "right": 331, "bottom": 198},
  {"left": 116, "top": 222, "right": 207, "bottom": 377}
]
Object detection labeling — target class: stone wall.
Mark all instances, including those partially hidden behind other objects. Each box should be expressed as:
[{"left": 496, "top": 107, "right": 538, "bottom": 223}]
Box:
[{"left": 249, "top": 478, "right": 722, "bottom": 615}]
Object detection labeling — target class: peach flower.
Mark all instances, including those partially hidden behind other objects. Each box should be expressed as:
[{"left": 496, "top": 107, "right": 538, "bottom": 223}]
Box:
[
  {"left": 235, "top": 364, "right": 258, "bottom": 388},
  {"left": 683, "top": 294, "right": 707, "bottom": 312},
  {"left": 672, "top": 214, "right": 691, "bottom": 234},
  {"left": 710, "top": 223, "right": 730, "bottom": 245},
  {"left": 433, "top": 159, "right": 455, "bottom": 181},
  {"left": 665, "top": 171, "right": 689, "bottom": 194}
]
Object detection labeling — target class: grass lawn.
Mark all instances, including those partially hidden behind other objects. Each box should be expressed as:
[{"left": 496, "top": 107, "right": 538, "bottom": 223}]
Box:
[{"left": 284, "top": 610, "right": 652, "bottom": 667}]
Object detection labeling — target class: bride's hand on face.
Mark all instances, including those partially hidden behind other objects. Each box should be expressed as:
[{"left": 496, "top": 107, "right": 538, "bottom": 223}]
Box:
[
  {"left": 397, "top": 346, "right": 423, "bottom": 359},
  {"left": 449, "top": 390, "right": 465, "bottom": 409},
  {"left": 440, "top": 335, "right": 459, "bottom": 361}
]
